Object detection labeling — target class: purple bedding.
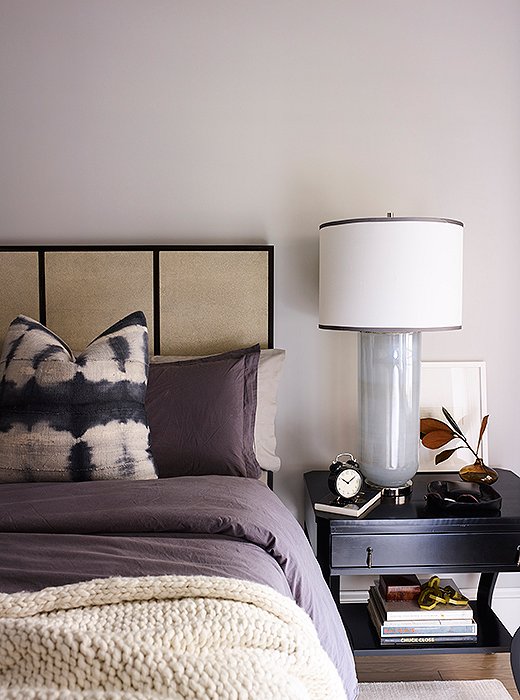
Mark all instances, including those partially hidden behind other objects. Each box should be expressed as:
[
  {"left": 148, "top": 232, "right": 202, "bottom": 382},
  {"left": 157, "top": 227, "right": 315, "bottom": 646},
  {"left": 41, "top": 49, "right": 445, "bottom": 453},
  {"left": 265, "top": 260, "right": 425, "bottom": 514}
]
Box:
[{"left": 0, "top": 475, "right": 358, "bottom": 699}]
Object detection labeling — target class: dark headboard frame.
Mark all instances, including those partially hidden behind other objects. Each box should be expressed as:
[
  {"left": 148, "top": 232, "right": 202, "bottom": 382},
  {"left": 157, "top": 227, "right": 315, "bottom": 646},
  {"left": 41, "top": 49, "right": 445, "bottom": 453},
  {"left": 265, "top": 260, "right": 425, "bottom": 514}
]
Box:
[{"left": 0, "top": 244, "right": 274, "bottom": 356}]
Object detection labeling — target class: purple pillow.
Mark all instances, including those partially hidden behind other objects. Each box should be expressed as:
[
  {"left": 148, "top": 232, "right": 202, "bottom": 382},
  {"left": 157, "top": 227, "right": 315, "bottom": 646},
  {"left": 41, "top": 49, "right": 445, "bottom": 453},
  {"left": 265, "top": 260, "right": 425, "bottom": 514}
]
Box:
[{"left": 145, "top": 345, "right": 261, "bottom": 478}]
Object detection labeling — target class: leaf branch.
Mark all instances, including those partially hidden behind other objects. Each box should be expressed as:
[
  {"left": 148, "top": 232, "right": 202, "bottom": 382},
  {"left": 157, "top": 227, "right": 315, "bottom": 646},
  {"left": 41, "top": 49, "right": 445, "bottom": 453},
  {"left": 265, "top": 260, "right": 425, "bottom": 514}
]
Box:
[{"left": 420, "top": 407, "right": 489, "bottom": 464}]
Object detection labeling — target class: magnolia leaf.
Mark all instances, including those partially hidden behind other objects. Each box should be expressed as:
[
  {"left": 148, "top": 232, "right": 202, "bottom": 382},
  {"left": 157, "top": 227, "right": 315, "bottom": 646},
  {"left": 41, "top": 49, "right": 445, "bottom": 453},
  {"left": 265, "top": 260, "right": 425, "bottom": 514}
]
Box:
[
  {"left": 442, "top": 407, "right": 464, "bottom": 437},
  {"left": 476, "top": 414, "right": 489, "bottom": 455},
  {"left": 421, "top": 429, "right": 456, "bottom": 449},
  {"left": 435, "top": 448, "right": 458, "bottom": 465},
  {"left": 420, "top": 418, "right": 451, "bottom": 436}
]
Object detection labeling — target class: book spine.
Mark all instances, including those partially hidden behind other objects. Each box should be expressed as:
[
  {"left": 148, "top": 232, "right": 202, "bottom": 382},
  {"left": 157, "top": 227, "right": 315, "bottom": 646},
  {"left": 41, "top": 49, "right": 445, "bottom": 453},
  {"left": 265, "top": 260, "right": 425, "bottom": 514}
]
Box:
[
  {"left": 379, "top": 635, "right": 478, "bottom": 646},
  {"left": 367, "top": 599, "right": 383, "bottom": 633},
  {"left": 381, "top": 624, "right": 477, "bottom": 636},
  {"left": 384, "top": 610, "right": 474, "bottom": 621},
  {"left": 370, "top": 588, "right": 387, "bottom": 620},
  {"left": 381, "top": 618, "right": 475, "bottom": 628}
]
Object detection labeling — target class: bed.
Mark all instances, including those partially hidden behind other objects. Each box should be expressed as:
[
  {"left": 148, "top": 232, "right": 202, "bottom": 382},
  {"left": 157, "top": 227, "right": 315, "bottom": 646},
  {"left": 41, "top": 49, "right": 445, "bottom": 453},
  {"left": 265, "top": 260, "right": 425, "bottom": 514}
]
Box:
[{"left": 0, "top": 245, "right": 358, "bottom": 700}]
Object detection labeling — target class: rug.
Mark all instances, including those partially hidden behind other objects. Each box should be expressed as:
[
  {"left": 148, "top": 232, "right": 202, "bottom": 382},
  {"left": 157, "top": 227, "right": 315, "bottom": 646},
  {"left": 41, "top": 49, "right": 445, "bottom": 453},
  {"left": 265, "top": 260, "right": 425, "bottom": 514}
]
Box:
[{"left": 358, "top": 678, "right": 513, "bottom": 699}]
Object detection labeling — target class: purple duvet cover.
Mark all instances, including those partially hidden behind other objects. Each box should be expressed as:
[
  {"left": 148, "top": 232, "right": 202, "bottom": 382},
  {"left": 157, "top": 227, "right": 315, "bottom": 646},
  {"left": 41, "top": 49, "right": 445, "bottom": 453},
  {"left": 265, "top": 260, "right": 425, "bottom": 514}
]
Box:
[{"left": 0, "top": 475, "right": 358, "bottom": 699}]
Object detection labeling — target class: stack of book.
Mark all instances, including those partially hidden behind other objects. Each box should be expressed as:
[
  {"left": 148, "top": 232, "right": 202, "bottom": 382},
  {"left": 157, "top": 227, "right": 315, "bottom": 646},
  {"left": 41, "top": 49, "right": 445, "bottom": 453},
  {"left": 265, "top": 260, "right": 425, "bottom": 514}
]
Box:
[{"left": 368, "top": 575, "right": 478, "bottom": 646}]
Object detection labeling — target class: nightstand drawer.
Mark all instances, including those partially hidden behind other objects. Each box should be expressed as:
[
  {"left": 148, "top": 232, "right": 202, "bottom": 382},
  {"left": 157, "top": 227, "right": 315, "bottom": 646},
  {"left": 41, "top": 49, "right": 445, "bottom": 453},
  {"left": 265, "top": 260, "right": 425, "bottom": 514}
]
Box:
[{"left": 331, "top": 533, "right": 520, "bottom": 569}]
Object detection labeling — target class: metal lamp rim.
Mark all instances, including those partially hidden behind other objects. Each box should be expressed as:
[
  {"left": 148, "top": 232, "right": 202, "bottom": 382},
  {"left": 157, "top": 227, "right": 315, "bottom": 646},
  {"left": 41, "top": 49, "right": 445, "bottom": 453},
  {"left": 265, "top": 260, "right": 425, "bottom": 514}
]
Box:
[{"left": 319, "top": 217, "right": 463, "bottom": 230}]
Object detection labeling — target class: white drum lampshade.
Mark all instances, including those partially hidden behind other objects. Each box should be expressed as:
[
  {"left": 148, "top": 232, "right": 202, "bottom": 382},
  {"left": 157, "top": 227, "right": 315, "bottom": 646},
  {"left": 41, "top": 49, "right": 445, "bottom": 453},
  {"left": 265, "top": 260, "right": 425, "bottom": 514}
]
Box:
[{"left": 319, "top": 217, "right": 463, "bottom": 493}]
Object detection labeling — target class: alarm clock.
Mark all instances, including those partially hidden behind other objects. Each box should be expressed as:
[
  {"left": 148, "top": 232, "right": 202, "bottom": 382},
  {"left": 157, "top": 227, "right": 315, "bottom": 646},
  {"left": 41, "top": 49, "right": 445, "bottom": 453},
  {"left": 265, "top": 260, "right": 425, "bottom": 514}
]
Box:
[{"left": 328, "top": 453, "right": 364, "bottom": 501}]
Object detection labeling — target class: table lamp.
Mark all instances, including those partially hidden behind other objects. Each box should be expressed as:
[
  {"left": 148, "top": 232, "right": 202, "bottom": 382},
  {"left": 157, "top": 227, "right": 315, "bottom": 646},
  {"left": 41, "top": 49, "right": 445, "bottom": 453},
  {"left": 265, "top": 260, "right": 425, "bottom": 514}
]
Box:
[{"left": 319, "top": 215, "right": 463, "bottom": 498}]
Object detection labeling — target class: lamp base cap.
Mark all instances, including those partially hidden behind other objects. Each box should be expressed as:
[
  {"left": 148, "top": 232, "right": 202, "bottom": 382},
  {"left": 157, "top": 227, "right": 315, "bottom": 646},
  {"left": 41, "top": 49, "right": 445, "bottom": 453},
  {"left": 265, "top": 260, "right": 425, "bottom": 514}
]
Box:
[{"left": 366, "top": 479, "right": 413, "bottom": 503}]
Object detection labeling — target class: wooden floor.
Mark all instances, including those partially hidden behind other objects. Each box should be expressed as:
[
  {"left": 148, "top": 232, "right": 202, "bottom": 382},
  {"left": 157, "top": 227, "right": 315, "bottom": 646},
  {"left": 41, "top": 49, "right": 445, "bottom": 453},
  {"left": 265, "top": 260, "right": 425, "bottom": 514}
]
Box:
[{"left": 356, "top": 653, "right": 520, "bottom": 698}]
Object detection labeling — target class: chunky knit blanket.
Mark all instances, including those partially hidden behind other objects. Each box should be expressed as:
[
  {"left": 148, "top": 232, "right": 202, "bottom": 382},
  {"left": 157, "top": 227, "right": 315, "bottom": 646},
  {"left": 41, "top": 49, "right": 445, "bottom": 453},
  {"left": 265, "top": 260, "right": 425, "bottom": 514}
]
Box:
[{"left": 0, "top": 574, "right": 347, "bottom": 700}]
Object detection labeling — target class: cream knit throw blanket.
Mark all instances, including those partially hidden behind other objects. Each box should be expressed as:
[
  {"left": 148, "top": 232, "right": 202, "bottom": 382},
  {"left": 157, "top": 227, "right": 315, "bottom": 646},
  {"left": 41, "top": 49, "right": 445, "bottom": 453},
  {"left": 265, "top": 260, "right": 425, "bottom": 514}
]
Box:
[{"left": 0, "top": 574, "right": 347, "bottom": 700}]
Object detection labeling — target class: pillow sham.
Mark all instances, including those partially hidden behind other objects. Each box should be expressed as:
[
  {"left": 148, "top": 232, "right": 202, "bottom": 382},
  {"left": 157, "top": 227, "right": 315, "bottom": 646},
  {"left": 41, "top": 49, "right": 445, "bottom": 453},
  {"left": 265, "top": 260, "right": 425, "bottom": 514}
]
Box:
[
  {"left": 0, "top": 312, "right": 156, "bottom": 482},
  {"left": 146, "top": 345, "right": 261, "bottom": 478},
  {"left": 151, "top": 348, "right": 285, "bottom": 472}
]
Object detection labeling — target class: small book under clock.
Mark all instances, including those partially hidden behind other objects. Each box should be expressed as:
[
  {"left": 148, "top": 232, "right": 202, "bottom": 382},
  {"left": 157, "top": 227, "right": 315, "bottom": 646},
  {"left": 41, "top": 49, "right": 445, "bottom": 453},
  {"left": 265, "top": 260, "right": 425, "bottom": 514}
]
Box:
[{"left": 314, "top": 486, "right": 382, "bottom": 518}]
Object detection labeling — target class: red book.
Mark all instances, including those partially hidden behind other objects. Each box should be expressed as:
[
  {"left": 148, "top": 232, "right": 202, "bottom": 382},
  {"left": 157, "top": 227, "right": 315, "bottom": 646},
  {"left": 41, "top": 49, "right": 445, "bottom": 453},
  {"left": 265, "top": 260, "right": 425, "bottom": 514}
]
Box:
[{"left": 379, "top": 574, "right": 421, "bottom": 601}]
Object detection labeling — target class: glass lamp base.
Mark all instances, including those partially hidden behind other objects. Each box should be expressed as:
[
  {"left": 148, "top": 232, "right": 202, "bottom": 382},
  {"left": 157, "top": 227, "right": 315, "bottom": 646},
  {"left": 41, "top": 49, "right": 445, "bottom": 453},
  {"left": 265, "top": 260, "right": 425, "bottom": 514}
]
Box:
[{"left": 358, "top": 331, "right": 421, "bottom": 489}]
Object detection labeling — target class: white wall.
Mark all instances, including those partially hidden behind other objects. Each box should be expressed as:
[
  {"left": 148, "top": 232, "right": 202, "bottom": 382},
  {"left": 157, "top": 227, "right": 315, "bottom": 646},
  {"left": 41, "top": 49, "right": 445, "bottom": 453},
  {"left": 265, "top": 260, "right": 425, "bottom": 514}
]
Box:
[{"left": 1, "top": 1, "right": 519, "bottom": 520}]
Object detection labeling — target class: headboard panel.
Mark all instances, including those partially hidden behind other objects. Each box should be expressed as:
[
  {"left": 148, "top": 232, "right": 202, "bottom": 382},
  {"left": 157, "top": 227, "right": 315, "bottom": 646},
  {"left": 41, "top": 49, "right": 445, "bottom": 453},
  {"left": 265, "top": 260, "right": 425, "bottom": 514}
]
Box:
[
  {"left": 0, "top": 251, "right": 40, "bottom": 336},
  {"left": 44, "top": 250, "right": 155, "bottom": 352},
  {"left": 0, "top": 245, "right": 274, "bottom": 355},
  {"left": 159, "top": 250, "right": 270, "bottom": 355}
]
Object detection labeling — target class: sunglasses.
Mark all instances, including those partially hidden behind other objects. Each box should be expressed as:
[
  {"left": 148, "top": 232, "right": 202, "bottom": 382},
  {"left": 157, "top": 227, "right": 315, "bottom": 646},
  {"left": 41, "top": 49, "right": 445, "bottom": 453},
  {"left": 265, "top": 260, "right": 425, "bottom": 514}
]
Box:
[{"left": 440, "top": 492, "right": 480, "bottom": 504}]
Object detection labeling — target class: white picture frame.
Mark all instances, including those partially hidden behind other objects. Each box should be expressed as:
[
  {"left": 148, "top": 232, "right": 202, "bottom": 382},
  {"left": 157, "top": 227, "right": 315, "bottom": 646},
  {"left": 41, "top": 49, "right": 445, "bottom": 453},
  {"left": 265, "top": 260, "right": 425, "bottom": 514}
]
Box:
[{"left": 419, "top": 361, "right": 488, "bottom": 472}]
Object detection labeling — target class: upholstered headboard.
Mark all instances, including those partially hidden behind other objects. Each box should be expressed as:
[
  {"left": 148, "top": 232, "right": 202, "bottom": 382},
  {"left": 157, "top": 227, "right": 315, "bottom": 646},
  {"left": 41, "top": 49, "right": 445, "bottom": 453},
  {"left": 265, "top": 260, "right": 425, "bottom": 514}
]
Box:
[{"left": 0, "top": 245, "right": 274, "bottom": 355}]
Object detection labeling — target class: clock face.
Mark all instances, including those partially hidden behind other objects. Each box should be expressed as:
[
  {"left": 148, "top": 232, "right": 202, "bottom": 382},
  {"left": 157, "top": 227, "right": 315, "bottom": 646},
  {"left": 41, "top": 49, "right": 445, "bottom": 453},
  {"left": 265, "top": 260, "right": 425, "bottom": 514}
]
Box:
[{"left": 335, "top": 468, "right": 363, "bottom": 499}]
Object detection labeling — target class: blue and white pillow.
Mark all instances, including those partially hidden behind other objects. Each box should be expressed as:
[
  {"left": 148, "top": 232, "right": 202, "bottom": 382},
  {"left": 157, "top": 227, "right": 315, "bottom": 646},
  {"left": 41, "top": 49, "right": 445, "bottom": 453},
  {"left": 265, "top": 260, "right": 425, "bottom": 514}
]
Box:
[{"left": 0, "top": 312, "right": 157, "bottom": 482}]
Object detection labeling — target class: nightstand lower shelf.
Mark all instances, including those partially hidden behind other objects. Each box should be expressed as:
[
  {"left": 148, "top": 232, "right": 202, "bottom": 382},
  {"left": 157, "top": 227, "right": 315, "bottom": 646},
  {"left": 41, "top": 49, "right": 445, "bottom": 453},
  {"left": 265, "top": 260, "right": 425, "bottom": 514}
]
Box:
[{"left": 340, "top": 601, "right": 512, "bottom": 656}]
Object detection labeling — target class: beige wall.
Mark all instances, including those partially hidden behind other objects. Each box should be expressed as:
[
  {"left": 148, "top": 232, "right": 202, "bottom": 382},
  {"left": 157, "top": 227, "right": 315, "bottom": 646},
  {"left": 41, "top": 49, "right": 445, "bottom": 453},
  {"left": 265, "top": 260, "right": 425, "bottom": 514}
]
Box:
[{"left": 1, "top": 1, "right": 519, "bottom": 521}]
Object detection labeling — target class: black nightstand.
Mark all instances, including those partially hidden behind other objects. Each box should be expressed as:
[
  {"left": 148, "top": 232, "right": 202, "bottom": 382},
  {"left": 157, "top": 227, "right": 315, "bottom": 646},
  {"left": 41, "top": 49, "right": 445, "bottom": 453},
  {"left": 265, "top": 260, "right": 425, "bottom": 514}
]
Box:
[{"left": 304, "top": 468, "right": 520, "bottom": 656}]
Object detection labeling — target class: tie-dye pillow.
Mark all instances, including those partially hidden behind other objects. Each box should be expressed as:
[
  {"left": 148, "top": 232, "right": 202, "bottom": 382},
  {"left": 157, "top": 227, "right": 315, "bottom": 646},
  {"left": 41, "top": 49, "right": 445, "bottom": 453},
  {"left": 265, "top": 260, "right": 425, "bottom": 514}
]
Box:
[{"left": 0, "top": 312, "right": 157, "bottom": 482}]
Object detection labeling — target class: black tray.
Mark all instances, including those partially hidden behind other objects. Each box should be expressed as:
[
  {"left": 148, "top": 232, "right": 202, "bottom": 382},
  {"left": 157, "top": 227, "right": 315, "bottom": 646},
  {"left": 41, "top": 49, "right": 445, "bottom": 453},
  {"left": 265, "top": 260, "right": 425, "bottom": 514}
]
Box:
[{"left": 425, "top": 480, "right": 502, "bottom": 514}]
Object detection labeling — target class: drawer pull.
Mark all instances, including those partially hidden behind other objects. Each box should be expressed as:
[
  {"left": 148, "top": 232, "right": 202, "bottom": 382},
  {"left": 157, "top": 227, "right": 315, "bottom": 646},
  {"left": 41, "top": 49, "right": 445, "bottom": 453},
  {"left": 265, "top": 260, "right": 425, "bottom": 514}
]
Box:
[
  {"left": 366, "top": 546, "right": 373, "bottom": 568},
  {"left": 516, "top": 545, "right": 520, "bottom": 567}
]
